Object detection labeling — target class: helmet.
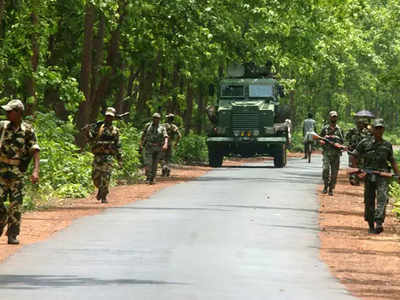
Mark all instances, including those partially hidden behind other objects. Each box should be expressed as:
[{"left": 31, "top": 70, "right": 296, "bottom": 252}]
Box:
[{"left": 152, "top": 112, "right": 161, "bottom": 119}]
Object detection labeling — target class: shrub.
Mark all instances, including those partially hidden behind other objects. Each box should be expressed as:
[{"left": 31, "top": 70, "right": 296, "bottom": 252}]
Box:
[{"left": 174, "top": 133, "right": 208, "bottom": 164}]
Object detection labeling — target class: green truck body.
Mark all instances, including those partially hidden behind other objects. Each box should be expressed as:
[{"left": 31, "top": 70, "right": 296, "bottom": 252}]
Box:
[{"left": 207, "top": 75, "right": 290, "bottom": 168}]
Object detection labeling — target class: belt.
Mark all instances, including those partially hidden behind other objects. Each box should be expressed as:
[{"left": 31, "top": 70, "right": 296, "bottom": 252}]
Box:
[{"left": 0, "top": 156, "right": 20, "bottom": 166}]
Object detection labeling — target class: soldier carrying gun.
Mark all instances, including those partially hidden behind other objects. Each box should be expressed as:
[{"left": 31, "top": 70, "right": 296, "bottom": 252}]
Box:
[
  {"left": 84, "top": 107, "right": 124, "bottom": 203},
  {"left": 350, "top": 118, "right": 400, "bottom": 234}
]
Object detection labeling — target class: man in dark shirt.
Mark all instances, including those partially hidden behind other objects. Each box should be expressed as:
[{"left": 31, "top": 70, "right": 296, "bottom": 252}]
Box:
[{"left": 351, "top": 118, "right": 400, "bottom": 234}]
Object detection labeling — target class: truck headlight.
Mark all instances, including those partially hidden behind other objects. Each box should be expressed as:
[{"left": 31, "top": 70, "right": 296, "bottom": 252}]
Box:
[
  {"left": 264, "top": 127, "right": 275, "bottom": 135},
  {"left": 253, "top": 129, "right": 260, "bottom": 136},
  {"left": 233, "top": 130, "right": 240, "bottom": 137},
  {"left": 216, "top": 127, "right": 226, "bottom": 135}
]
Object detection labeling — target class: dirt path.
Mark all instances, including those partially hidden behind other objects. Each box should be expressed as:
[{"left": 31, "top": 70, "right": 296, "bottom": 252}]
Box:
[{"left": 1, "top": 155, "right": 399, "bottom": 300}]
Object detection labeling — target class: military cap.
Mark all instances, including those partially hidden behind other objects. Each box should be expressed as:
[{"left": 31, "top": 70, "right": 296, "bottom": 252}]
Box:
[
  {"left": 373, "top": 118, "right": 385, "bottom": 128},
  {"left": 152, "top": 112, "right": 161, "bottom": 118},
  {"left": 329, "top": 110, "right": 338, "bottom": 117},
  {"left": 105, "top": 107, "right": 116, "bottom": 117},
  {"left": 2, "top": 99, "right": 24, "bottom": 111},
  {"left": 166, "top": 113, "right": 175, "bottom": 118},
  {"left": 354, "top": 109, "right": 374, "bottom": 118}
]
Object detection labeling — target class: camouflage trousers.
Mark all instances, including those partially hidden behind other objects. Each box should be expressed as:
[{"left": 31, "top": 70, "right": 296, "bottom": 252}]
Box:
[
  {"left": 322, "top": 154, "right": 340, "bottom": 189},
  {"left": 143, "top": 146, "right": 162, "bottom": 181},
  {"left": 161, "top": 147, "right": 173, "bottom": 174},
  {"left": 92, "top": 154, "right": 114, "bottom": 199},
  {"left": 364, "top": 175, "right": 389, "bottom": 224},
  {"left": 0, "top": 175, "right": 24, "bottom": 237}
]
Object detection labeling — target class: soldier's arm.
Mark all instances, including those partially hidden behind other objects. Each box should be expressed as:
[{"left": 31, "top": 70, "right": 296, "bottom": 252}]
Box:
[
  {"left": 31, "top": 150, "right": 40, "bottom": 184},
  {"left": 176, "top": 127, "right": 182, "bottom": 145}
]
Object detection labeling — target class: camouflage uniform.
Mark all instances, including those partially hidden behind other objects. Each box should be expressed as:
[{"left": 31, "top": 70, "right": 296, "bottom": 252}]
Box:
[
  {"left": 161, "top": 120, "right": 181, "bottom": 176},
  {"left": 142, "top": 120, "right": 168, "bottom": 183},
  {"left": 88, "top": 120, "right": 121, "bottom": 203},
  {"left": 346, "top": 127, "right": 371, "bottom": 185},
  {"left": 0, "top": 120, "right": 40, "bottom": 238},
  {"left": 353, "top": 132, "right": 394, "bottom": 228},
  {"left": 319, "top": 123, "right": 344, "bottom": 192}
]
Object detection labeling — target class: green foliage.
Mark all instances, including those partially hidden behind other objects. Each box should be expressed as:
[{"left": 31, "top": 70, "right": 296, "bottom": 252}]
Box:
[
  {"left": 174, "top": 133, "right": 208, "bottom": 164},
  {"left": 112, "top": 121, "right": 143, "bottom": 183}
]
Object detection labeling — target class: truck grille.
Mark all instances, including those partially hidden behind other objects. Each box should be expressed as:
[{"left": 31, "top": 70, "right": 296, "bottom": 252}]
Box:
[{"left": 232, "top": 113, "right": 258, "bottom": 130}]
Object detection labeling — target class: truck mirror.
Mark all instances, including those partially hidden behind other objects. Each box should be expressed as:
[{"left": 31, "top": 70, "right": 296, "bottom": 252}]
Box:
[{"left": 208, "top": 84, "right": 215, "bottom": 97}]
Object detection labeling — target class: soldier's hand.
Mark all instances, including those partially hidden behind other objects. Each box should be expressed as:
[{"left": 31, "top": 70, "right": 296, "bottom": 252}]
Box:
[
  {"left": 162, "top": 144, "right": 168, "bottom": 151},
  {"left": 319, "top": 140, "right": 325, "bottom": 145},
  {"left": 31, "top": 170, "right": 39, "bottom": 184}
]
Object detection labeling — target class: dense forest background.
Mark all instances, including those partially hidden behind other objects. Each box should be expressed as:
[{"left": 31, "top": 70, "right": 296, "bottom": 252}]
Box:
[
  {"left": 2, "top": 0, "right": 400, "bottom": 135},
  {"left": 1, "top": 0, "right": 400, "bottom": 205}
]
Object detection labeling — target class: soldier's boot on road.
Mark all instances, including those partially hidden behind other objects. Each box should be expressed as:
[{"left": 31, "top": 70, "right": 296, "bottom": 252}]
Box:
[
  {"left": 166, "top": 169, "right": 170, "bottom": 177},
  {"left": 368, "top": 221, "right": 375, "bottom": 234},
  {"left": 101, "top": 194, "right": 108, "bottom": 203},
  {"left": 322, "top": 184, "right": 328, "bottom": 194},
  {"left": 328, "top": 188, "right": 334, "bottom": 196},
  {"left": 8, "top": 235, "right": 19, "bottom": 245},
  {"left": 96, "top": 189, "right": 101, "bottom": 201},
  {"left": 162, "top": 166, "right": 168, "bottom": 177},
  {"left": 149, "top": 178, "right": 155, "bottom": 185},
  {"left": 375, "top": 222, "right": 384, "bottom": 234}
]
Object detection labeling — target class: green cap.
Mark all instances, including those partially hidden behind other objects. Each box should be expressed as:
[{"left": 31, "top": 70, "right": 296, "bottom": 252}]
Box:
[
  {"left": 105, "top": 107, "right": 116, "bottom": 117},
  {"left": 373, "top": 118, "right": 385, "bottom": 128},
  {"left": 152, "top": 112, "right": 161, "bottom": 119},
  {"left": 329, "top": 110, "right": 338, "bottom": 117},
  {"left": 2, "top": 99, "right": 24, "bottom": 111}
]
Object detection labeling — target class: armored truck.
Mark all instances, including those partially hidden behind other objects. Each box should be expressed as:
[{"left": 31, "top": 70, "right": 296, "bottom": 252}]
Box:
[{"left": 207, "top": 64, "right": 290, "bottom": 168}]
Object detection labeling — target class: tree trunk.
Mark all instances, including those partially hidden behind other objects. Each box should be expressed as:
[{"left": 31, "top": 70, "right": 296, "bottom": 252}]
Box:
[
  {"left": 75, "top": 3, "right": 96, "bottom": 147},
  {"left": 25, "top": 0, "right": 40, "bottom": 115},
  {"left": 194, "top": 84, "right": 205, "bottom": 134},
  {"left": 0, "top": 0, "right": 5, "bottom": 30},
  {"left": 183, "top": 82, "right": 194, "bottom": 135}
]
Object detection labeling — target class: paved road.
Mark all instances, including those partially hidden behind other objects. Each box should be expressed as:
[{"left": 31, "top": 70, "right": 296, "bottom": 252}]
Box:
[{"left": 0, "top": 155, "right": 357, "bottom": 300}]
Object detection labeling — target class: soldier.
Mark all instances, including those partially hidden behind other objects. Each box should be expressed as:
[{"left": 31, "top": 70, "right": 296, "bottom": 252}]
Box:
[
  {"left": 319, "top": 111, "right": 345, "bottom": 196},
  {"left": 351, "top": 119, "right": 400, "bottom": 234},
  {"left": 346, "top": 110, "right": 374, "bottom": 185},
  {"left": 161, "top": 113, "right": 181, "bottom": 177},
  {"left": 139, "top": 113, "right": 168, "bottom": 184},
  {"left": 0, "top": 99, "right": 40, "bottom": 245},
  {"left": 87, "top": 107, "right": 122, "bottom": 203},
  {"left": 302, "top": 112, "right": 317, "bottom": 159}
]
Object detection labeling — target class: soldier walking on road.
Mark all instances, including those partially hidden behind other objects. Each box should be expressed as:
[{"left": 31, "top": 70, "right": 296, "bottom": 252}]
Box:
[
  {"left": 351, "top": 119, "right": 400, "bottom": 234},
  {"left": 346, "top": 110, "right": 374, "bottom": 185},
  {"left": 319, "top": 111, "right": 345, "bottom": 196},
  {"left": 161, "top": 113, "right": 181, "bottom": 177},
  {"left": 302, "top": 112, "right": 317, "bottom": 159},
  {"left": 139, "top": 113, "right": 168, "bottom": 184},
  {"left": 87, "top": 107, "right": 122, "bottom": 203},
  {"left": 0, "top": 99, "right": 40, "bottom": 245}
]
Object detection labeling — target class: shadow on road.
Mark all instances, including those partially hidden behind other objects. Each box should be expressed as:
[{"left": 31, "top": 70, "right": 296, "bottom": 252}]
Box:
[{"left": 0, "top": 275, "right": 186, "bottom": 289}]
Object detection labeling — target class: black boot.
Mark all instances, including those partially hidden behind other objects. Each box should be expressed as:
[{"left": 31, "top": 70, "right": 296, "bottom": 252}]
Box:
[
  {"left": 375, "top": 222, "right": 384, "bottom": 234},
  {"left": 96, "top": 190, "right": 101, "bottom": 201},
  {"left": 322, "top": 184, "right": 328, "bottom": 194},
  {"left": 368, "top": 221, "right": 375, "bottom": 234},
  {"left": 328, "top": 188, "right": 334, "bottom": 196},
  {"left": 8, "top": 235, "right": 19, "bottom": 245}
]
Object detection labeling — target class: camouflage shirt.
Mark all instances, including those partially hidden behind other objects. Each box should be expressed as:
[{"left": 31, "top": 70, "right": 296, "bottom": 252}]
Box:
[
  {"left": 319, "top": 124, "right": 344, "bottom": 156},
  {"left": 142, "top": 122, "right": 168, "bottom": 149},
  {"left": 354, "top": 137, "right": 394, "bottom": 172},
  {"left": 88, "top": 122, "right": 121, "bottom": 160},
  {"left": 346, "top": 127, "right": 371, "bottom": 151},
  {"left": 164, "top": 123, "right": 181, "bottom": 145},
  {"left": 0, "top": 120, "right": 40, "bottom": 176}
]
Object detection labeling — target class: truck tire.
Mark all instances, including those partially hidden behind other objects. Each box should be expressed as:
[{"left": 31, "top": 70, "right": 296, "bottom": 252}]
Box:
[
  {"left": 273, "top": 144, "right": 287, "bottom": 168},
  {"left": 208, "top": 147, "right": 224, "bottom": 167}
]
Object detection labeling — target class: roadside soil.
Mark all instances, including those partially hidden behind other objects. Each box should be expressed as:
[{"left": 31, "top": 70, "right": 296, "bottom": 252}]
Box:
[{"left": 1, "top": 154, "right": 399, "bottom": 300}]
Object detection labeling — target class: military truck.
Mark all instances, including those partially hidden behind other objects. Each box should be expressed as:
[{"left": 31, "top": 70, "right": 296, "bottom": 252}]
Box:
[{"left": 206, "top": 63, "right": 291, "bottom": 168}]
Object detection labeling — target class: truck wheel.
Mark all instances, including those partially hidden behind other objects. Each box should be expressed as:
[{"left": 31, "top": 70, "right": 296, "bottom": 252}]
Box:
[
  {"left": 274, "top": 144, "right": 287, "bottom": 168},
  {"left": 208, "top": 147, "right": 224, "bottom": 167}
]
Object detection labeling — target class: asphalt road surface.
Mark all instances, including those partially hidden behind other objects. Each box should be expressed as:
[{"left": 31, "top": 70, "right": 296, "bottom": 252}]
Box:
[{"left": 0, "top": 155, "right": 357, "bottom": 300}]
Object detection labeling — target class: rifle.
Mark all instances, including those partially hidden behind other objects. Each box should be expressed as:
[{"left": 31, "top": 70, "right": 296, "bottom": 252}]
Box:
[
  {"left": 347, "top": 167, "right": 400, "bottom": 180},
  {"left": 310, "top": 132, "right": 347, "bottom": 151},
  {"left": 81, "top": 112, "right": 130, "bottom": 132}
]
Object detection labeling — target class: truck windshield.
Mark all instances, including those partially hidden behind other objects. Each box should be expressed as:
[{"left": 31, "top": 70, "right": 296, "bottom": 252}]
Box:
[
  {"left": 249, "top": 85, "right": 273, "bottom": 98},
  {"left": 221, "top": 85, "right": 244, "bottom": 97}
]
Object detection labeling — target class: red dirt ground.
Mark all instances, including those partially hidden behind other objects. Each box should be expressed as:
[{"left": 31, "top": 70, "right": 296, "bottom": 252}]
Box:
[{"left": 1, "top": 154, "right": 399, "bottom": 300}]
